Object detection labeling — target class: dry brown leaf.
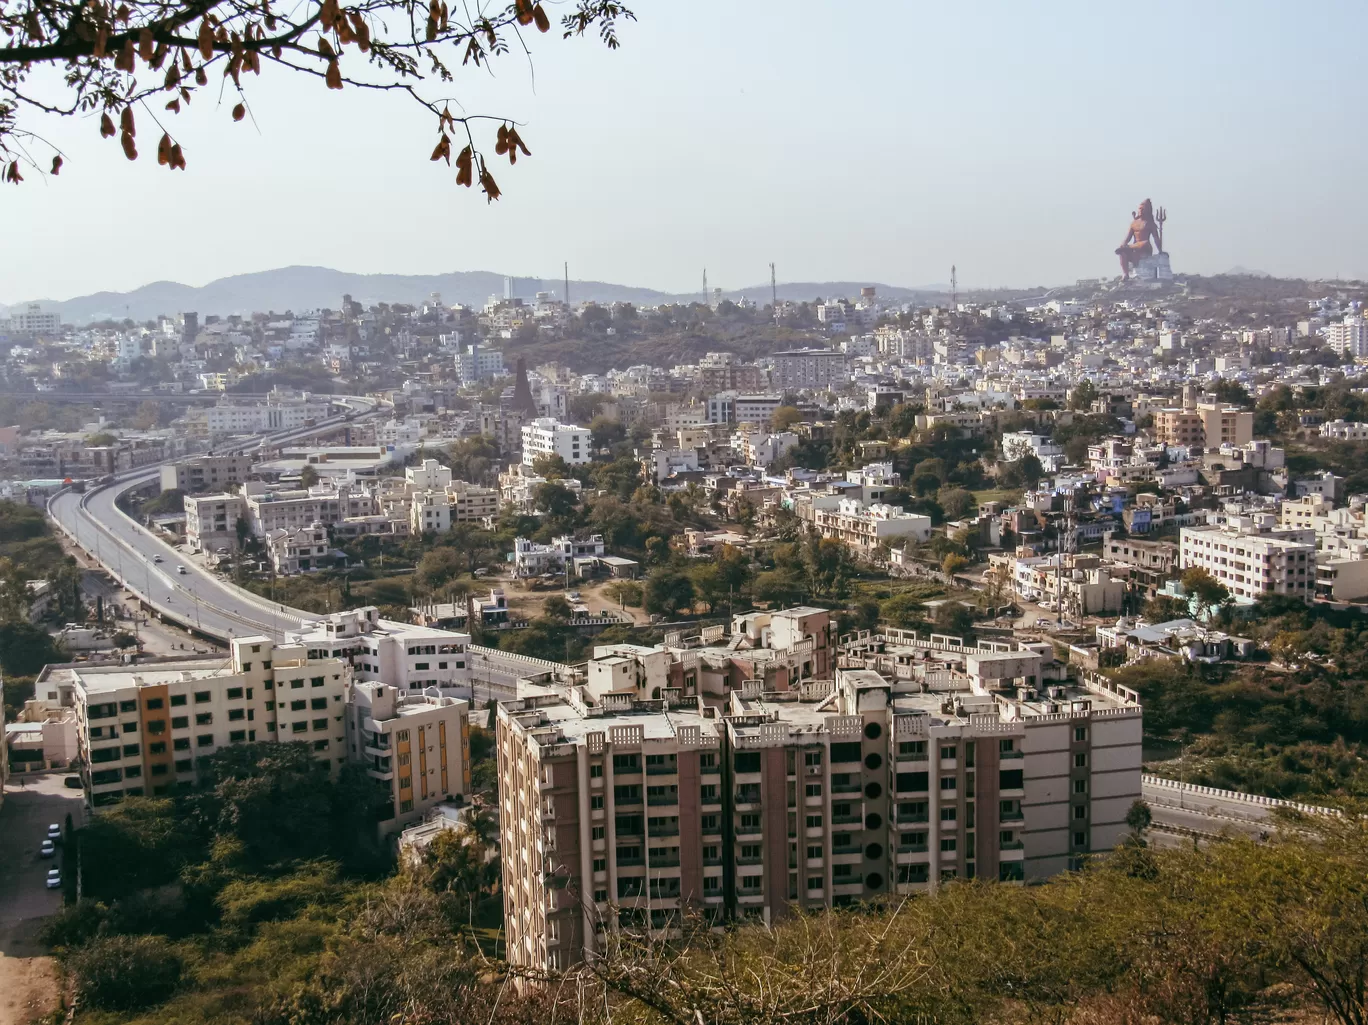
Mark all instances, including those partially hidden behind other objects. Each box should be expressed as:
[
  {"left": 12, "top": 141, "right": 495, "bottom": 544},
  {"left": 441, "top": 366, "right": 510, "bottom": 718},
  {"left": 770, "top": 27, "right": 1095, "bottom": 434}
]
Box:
[
  {"left": 50, "top": 155, "right": 62, "bottom": 175},
  {"left": 232, "top": 102, "right": 245, "bottom": 121},
  {"left": 120, "top": 106, "right": 135, "bottom": 137},
  {"left": 455, "top": 145, "right": 472, "bottom": 186},
  {"left": 197, "top": 19, "right": 214, "bottom": 59},
  {"left": 100, "top": 112, "right": 116, "bottom": 138},
  {"left": 532, "top": 4, "right": 549, "bottom": 32},
  {"left": 325, "top": 59, "right": 342, "bottom": 89}
]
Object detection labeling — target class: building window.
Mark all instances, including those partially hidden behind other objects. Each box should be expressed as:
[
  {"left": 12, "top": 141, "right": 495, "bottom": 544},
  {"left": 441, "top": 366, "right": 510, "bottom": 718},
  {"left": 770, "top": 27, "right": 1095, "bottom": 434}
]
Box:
[
  {"left": 230, "top": 730, "right": 247, "bottom": 743},
  {"left": 805, "top": 814, "right": 823, "bottom": 828},
  {"left": 1073, "top": 805, "right": 1087, "bottom": 820},
  {"left": 940, "top": 838, "right": 957, "bottom": 852},
  {"left": 1073, "top": 779, "right": 1088, "bottom": 794},
  {"left": 122, "top": 744, "right": 140, "bottom": 757},
  {"left": 170, "top": 694, "right": 187, "bottom": 707},
  {"left": 228, "top": 709, "right": 245, "bottom": 721},
  {"left": 292, "top": 722, "right": 307, "bottom": 734},
  {"left": 145, "top": 697, "right": 164, "bottom": 710},
  {"left": 196, "top": 713, "right": 212, "bottom": 725},
  {"left": 805, "top": 783, "right": 822, "bottom": 797},
  {"left": 172, "top": 716, "right": 188, "bottom": 729},
  {"left": 1074, "top": 726, "right": 1088, "bottom": 742},
  {"left": 940, "top": 776, "right": 956, "bottom": 791},
  {"left": 1074, "top": 752, "right": 1087, "bottom": 768},
  {"left": 197, "top": 734, "right": 214, "bottom": 747},
  {"left": 397, "top": 730, "right": 410, "bottom": 742},
  {"left": 590, "top": 795, "right": 604, "bottom": 810},
  {"left": 226, "top": 687, "right": 243, "bottom": 700},
  {"left": 173, "top": 738, "right": 190, "bottom": 751},
  {"left": 400, "top": 799, "right": 413, "bottom": 813},
  {"left": 941, "top": 807, "right": 957, "bottom": 822}
]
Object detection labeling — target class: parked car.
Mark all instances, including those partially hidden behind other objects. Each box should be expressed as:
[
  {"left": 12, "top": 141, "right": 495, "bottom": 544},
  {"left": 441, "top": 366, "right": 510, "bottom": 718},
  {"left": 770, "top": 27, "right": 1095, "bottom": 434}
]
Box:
[
  {"left": 177, "top": 565, "right": 187, "bottom": 574},
  {"left": 39, "top": 839, "right": 55, "bottom": 858},
  {"left": 46, "top": 869, "right": 61, "bottom": 889},
  {"left": 153, "top": 555, "right": 163, "bottom": 563},
  {"left": 46, "top": 823, "right": 60, "bottom": 839}
]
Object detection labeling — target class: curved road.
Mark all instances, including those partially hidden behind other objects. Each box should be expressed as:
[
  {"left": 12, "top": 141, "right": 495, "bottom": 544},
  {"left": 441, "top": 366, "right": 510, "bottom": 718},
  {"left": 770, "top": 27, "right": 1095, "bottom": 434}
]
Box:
[{"left": 48, "top": 397, "right": 378, "bottom": 642}]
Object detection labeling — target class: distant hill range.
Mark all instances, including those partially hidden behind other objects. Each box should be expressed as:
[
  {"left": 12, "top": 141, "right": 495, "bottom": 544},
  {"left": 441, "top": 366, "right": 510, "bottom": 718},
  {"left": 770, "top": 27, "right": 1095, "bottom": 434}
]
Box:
[{"left": 6, "top": 266, "right": 949, "bottom": 325}]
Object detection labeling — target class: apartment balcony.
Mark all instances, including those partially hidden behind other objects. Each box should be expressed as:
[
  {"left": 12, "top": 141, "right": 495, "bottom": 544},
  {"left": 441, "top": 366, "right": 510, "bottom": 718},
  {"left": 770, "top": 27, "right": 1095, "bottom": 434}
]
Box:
[
  {"left": 366, "top": 767, "right": 395, "bottom": 782},
  {"left": 647, "top": 794, "right": 679, "bottom": 807},
  {"left": 700, "top": 794, "right": 721, "bottom": 807},
  {"left": 648, "top": 824, "right": 680, "bottom": 838},
  {"left": 736, "top": 855, "right": 763, "bottom": 866},
  {"left": 651, "top": 857, "right": 681, "bottom": 869},
  {"left": 1000, "top": 810, "right": 1024, "bottom": 823},
  {"left": 831, "top": 782, "right": 862, "bottom": 794},
  {"left": 646, "top": 764, "right": 678, "bottom": 776},
  {"left": 999, "top": 840, "right": 1025, "bottom": 852},
  {"left": 615, "top": 795, "right": 643, "bottom": 807},
  {"left": 832, "top": 813, "right": 862, "bottom": 825},
  {"left": 363, "top": 742, "right": 391, "bottom": 758},
  {"left": 617, "top": 857, "right": 644, "bottom": 868},
  {"left": 999, "top": 750, "right": 1024, "bottom": 761},
  {"left": 897, "top": 842, "right": 929, "bottom": 854},
  {"left": 736, "top": 886, "right": 763, "bottom": 899},
  {"left": 831, "top": 844, "right": 861, "bottom": 857},
  {"left": 895, "top": 814, "right": 929, "bottom": 826},
  {"left": 700, "top": 764, "right": 720, "bottom": 775}
]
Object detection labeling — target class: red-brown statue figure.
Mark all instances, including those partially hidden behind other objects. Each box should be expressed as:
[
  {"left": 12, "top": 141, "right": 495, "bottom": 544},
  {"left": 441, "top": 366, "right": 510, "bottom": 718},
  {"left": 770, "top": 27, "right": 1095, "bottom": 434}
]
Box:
[{"left": 1116, "top": 199, "right": 1166, "bottom": 280}]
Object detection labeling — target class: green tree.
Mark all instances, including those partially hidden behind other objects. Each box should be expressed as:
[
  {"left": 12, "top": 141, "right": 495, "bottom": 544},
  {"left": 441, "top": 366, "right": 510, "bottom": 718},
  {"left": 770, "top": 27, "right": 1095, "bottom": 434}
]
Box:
[
  {"left": 937, "top": 486, "right": 976, "bottom": 520},
  {"left": 299, "top": 464, "right": 321, "bottom": 488},
  {"left": 68, "top": 935, "right": 182, "bottom": 1011},
  {"left": 1181, "top": 566, "right": 1230, "bottom": 622},
  {"left": 752, "top": 568, "right": 805, "bottom": 607},
  {"left": 643, "top": 567, "right": 694, "bottom": 618},
  {"left": 415, "top": 548, "right": 463, "bottom": 594},
  {"left": 771, "top": 405, "right": 803, "bottom": 432},
  {"left": 1069, "top": 380, "right": 1099, "bottom": 411},
  {"left": 588, "top": 414, "right": 626, "bottom": 450}
]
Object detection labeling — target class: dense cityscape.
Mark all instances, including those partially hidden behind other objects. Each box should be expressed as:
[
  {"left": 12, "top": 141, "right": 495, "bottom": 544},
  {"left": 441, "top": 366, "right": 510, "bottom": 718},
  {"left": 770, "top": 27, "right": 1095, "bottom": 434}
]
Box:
[{"left": 1, "top": 239, "right": 1367, "bottom": 1022}]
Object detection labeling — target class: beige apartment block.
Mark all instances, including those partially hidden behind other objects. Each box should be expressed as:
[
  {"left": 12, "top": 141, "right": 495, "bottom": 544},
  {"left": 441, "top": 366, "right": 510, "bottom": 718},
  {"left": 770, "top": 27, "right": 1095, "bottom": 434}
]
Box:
[
  {"left": 346, "top": 681, "right": 472, "bottom": 832},
  {"left": 497, "top": 627, "right": 1141, "bottom": 974},
  {"left": 70, "top": 637, "right": 350, "bottom": 808}
]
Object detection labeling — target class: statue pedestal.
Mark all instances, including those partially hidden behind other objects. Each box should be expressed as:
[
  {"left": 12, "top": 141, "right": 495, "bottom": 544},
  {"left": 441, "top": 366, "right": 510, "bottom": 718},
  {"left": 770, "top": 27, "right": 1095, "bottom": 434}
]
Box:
[{"left": 1133, "top": 252, "right": 1173, "bottom": 282}]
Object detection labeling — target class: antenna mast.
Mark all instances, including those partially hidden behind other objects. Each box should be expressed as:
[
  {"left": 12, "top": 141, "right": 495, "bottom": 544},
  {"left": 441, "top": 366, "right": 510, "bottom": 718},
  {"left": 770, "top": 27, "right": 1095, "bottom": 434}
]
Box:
[
  {"left": 950, "top": 265, "right": 958, "bottom": 310},
  {"left": 702, "top": 268, "right": 707, "bottom": 307},
  {"left": 564, "top": 261, "right": 569, "bottom": 306}
]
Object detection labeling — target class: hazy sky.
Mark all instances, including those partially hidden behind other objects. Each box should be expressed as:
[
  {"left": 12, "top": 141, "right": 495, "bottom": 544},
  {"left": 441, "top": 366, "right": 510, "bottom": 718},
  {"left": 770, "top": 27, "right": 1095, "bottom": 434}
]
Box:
[{"left": 4, "top": 0, "right": 1367, "bottom": 302}]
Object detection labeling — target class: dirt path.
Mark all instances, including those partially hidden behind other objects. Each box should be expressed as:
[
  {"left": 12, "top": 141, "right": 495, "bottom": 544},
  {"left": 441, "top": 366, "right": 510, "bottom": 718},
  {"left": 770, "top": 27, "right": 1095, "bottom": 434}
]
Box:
[{"left": 0, "top": 950, "right": 60, "bottom": 1025}]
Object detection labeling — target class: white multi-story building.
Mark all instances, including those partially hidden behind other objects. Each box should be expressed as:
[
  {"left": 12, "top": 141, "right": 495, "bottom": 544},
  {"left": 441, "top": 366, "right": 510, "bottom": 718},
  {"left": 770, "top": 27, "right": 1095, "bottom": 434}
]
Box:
[
  {"left": 205, "top": 398, "right": 332, "bottom": 434},
  {"left": 1326, "top": 316, "right": 1368, "bottom": 358},
  {"left": 706, "top": 392, "right": 784, "bottom": 426},
  {"left": 521, "top": 418, "right": 591, "bottom": 467},
  {"left": 242, "top": 480, "right": 378, "bottom": 535},
  {"left": 184, "top": 492, "right": 249, "bottom": 552},
  {"left": 6, "top": 303, "right": 61, "bottom": 336},
  {"left": 1179, "top": 525, "right": 1316, "bottom": 603},
  {"left": 771, "top": 348, "right": 847, "bottom": 391},
  {"left": 812, "top": 499, "right": 932, "bottom": 553},
  {"left": 513, "top": 535, "right": 606, "bottom": 577},
  {"left": 70, "top": 636, "right": 350, "bottom": 808},
  {"left": 345, "top": 681, "right": 471, "bottom": 832},
  {"left": 266, "top": 522, "right": 332, "bottom": 574},
  {"left": 296, "top": 606, "right": 473, "bottom": 699},
  {"left": 1320, "top": 419, "right": 1368, "bottom": 441}
]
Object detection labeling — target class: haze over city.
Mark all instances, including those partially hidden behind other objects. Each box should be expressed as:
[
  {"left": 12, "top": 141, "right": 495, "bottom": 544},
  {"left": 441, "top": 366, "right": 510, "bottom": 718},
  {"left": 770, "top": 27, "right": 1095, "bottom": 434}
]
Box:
[
  {"left": 5, "top": 0, "right": 1368, "bottom": 302},
  {"left": 9, "top": 3, "right": 1368, "bottom": 1024}
]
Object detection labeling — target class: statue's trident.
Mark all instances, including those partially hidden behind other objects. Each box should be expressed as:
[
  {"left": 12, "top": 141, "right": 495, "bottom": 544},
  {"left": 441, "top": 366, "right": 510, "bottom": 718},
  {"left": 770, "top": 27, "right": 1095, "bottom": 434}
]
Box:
[{"left": 1155, "top": 206, "right": 1167, "bottom": 253}]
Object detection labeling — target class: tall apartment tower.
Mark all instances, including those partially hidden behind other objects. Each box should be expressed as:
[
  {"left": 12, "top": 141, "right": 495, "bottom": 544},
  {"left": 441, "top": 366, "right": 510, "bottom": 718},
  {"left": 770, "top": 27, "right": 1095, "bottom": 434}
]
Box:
[{"left": 497, "top": 628, "right": 1141, "bottom": 975}]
